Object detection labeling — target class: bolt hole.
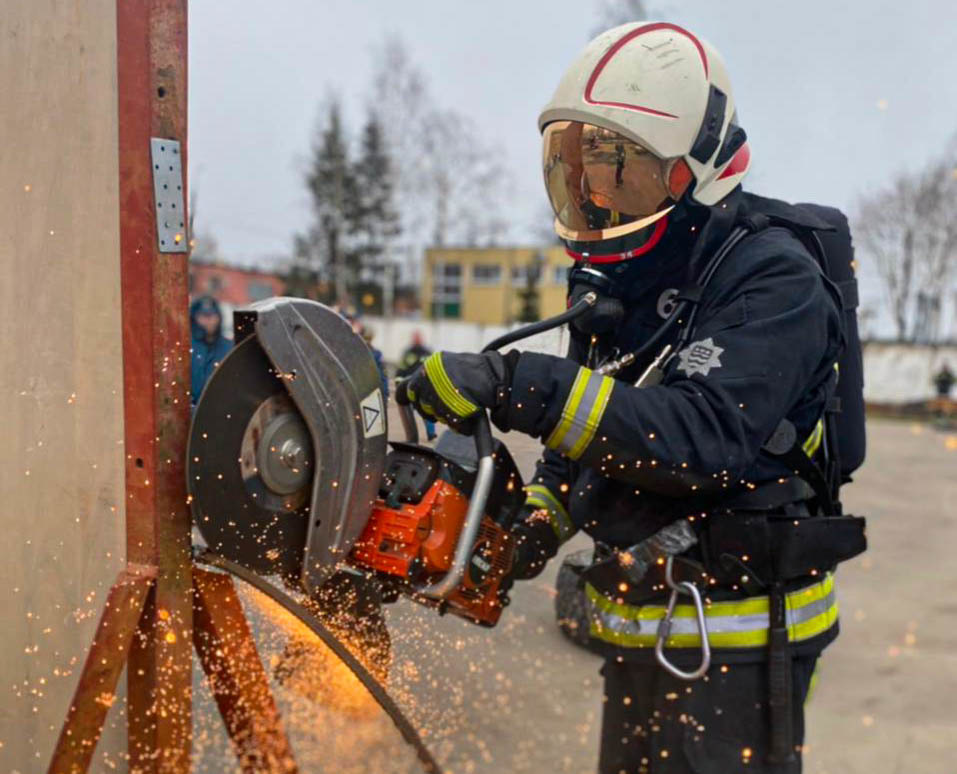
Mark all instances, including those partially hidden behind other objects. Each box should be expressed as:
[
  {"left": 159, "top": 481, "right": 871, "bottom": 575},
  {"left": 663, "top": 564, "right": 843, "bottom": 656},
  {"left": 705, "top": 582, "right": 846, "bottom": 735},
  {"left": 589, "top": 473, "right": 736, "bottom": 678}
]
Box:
[
  {"left": 157, "top": 86, "right": 167, "bottom": 98},
  {"left": 135, "top": 458, "right": 144, "bottom": 468}
]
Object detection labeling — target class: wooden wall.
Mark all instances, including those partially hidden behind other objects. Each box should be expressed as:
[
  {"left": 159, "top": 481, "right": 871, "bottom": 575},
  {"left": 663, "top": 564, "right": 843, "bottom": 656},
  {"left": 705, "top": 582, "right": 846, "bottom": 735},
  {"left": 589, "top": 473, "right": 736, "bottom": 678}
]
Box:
[{"left": 0, "top": 1, "right": 128, "bottom": 770}]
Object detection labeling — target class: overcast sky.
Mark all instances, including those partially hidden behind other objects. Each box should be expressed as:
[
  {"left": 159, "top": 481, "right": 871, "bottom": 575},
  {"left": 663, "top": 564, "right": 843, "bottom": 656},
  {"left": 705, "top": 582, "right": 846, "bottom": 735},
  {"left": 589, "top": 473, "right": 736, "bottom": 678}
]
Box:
[{"left": 189, "top": 0, "right": 957, "bottom": 314}]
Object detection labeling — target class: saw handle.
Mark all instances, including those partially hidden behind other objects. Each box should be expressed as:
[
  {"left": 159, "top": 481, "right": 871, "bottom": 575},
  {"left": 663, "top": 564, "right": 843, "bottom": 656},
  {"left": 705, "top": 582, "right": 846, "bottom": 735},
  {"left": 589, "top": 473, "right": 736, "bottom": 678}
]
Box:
[
  {"left": 417, "top": 410, "right": 495, "bottom": 601},
  {"left": 394, "top": 374, "right": 495, "bottom": 600}
]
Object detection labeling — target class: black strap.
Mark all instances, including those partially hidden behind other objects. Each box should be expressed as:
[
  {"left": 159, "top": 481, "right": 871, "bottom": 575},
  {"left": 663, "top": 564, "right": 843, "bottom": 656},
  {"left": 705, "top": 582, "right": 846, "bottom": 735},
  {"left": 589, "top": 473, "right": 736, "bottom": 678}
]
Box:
[
  {"left": 723, "top": 476, "right": 816, "bottom": 511},
  {"left": 767, "top": 582, "right": 798, "bottom": 770},
  {"left": 763, "top": 419, "right": 836, "bottom": 515},
  {"left": 835, "top": 278, "right": 859, "bottom": 310}
]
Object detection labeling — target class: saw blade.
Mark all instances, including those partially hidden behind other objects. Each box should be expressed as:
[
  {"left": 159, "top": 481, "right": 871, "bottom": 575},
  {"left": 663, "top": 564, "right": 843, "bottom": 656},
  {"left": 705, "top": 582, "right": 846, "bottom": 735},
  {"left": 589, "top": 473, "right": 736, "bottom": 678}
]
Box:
[{"left": 188, "top": 335, "right": 315, "bottom": 580}]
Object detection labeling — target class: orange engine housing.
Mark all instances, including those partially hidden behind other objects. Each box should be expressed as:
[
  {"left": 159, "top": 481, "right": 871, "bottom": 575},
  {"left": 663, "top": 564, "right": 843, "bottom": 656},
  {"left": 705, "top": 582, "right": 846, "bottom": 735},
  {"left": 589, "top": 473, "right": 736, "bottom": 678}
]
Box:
[{"left": 350, "top": 479, "right": 514, "bottom": 626}]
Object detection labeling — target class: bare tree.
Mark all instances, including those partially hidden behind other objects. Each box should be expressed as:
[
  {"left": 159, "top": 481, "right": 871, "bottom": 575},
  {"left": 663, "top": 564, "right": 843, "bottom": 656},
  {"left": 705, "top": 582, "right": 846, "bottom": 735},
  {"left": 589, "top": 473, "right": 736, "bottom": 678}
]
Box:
[
  {"left": 368, "top": 37, "right": 511, "bottom": 252},
  {"left": 855, "top": 144, "right": 957, "bottom": 342},
  {"left": 186, "top": 187, "right": 221, "bottom": 264}
]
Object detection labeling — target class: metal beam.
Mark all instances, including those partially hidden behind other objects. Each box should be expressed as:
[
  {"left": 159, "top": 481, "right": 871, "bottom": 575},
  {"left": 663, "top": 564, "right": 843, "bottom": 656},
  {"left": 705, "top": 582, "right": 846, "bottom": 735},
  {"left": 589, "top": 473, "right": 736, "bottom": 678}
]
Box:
[
  {"left": 116, "top": 0, "right": 193, "bottom": 769},
  {"left": 192, "top": 570, "right": 299, "bottom": 774},
  {"left": 46, "top": 568, "right": 156, "bottom": 774}
]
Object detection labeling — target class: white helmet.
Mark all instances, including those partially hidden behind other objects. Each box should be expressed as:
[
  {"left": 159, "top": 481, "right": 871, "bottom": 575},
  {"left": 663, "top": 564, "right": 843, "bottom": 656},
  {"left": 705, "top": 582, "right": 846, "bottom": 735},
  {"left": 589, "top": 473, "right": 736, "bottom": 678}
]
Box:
[{"left": 539, "top": 22, "right": 750, "bottom": 244}]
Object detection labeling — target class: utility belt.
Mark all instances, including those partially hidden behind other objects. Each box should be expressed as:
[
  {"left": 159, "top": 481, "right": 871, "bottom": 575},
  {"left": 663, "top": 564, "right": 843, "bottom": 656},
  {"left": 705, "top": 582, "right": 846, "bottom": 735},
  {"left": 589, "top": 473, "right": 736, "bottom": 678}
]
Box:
[{"left": 586, "top": 478, "right": 867, "bottom": 606}]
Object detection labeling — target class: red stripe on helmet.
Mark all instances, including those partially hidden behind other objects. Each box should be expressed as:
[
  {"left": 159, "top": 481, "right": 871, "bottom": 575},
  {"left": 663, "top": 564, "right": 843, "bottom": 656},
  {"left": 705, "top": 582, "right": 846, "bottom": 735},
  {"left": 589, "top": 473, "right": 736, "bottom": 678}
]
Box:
[
  {"left": 584, "top": 23, "right": 709, "bottom": 118},
  {"left": 717, "top": 142, "right": 751, "bottom": 180},
  {"left": 564, "top": 216, "right": 669, "bottom": 264}
]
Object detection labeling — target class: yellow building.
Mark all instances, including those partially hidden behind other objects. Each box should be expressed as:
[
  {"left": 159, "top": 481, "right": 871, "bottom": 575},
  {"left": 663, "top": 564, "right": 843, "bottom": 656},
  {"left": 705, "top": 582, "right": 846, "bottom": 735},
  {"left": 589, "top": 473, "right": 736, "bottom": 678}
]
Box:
[{"left": 423, "top": 246, "right": 571, "bottom": 325}]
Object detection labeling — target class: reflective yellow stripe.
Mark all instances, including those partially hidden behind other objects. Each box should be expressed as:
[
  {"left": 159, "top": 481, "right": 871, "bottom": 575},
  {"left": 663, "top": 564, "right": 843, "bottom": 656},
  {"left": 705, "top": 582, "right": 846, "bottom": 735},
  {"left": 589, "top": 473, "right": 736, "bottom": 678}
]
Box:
[
  {"left": 423, "top": 353, "right": 477, "bottom": 418},
  {"left": 544, "top": 368, "right": 590, "bottom": 450},
  {"left": 567, "top": 375, "right": 614, "bottom": 460},
  {"left": 802, "top": 418, "right": 824, "bottom": 457},
  {"left": 525, "top": 484, "right": 575, "bottom": 542},
  {"left": 585, "top": 573, "right": 838, "bottom": 650},
  {"left": 546, "top": 367, "right": 615, "bottom": 460}
]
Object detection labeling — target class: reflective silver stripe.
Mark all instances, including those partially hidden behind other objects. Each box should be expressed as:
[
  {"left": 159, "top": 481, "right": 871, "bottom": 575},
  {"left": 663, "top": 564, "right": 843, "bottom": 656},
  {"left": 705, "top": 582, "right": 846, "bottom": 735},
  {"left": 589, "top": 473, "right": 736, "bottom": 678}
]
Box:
[
  {"left": 547, "top": 369, "right": 614, "bottom": 460},
  {"left": 585, "top": 576, "right": 839, "bottom": 649}
]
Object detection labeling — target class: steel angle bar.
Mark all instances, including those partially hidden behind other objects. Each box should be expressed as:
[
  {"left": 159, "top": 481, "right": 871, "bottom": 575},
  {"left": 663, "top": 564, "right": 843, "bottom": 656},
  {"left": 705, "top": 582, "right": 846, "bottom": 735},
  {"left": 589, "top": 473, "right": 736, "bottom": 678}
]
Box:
[
  {"left": 192, "top": 548, "right": 442, "bottom": 774},
  {"left": 193, "top": 569, "right": 298, "bottom": 774},
  {"left": 46, "top": 566, "right": 156, "bottom": 774}
]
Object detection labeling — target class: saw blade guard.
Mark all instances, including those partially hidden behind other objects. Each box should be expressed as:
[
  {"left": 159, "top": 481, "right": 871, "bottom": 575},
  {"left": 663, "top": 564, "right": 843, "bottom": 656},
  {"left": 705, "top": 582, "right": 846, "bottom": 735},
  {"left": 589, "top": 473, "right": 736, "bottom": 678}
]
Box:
[{"left": 191, "top": 298, "right": 388, "bottom": 594}]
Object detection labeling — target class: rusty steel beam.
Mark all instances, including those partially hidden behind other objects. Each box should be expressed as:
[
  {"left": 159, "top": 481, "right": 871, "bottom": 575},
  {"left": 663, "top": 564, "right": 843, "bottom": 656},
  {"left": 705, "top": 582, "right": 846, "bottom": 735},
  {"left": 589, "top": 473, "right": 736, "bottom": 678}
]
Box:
[
  {"left": 193, "top": 569, "right": 299, "bottom": 774},
  {"left": 46, "top": 567, "right": 156, "bottom": 774},
  {"left": 116, "top": 0, "right": 193, "bottom": 770}
]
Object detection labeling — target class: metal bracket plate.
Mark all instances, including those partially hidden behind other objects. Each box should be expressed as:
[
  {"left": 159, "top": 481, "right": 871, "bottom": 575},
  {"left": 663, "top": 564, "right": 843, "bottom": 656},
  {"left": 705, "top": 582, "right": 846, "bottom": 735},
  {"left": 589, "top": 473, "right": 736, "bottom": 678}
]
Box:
[{"left": 149, "top": 138, "right": 187, "bottom": 253}]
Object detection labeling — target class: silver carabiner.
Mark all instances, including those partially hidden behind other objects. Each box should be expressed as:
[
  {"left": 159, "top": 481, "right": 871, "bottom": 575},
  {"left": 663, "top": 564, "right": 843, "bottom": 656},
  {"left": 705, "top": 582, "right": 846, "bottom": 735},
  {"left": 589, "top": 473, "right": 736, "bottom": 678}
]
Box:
[{"left": 654, "top": 556, "right": 711, "bottom": 681}]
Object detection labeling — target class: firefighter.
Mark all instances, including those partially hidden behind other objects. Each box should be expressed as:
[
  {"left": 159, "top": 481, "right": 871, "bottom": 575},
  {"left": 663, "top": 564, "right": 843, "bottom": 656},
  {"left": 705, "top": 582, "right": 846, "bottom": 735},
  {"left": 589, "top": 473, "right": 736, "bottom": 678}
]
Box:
[{"left": 399, "top": 22, "right": 864, "bottom": 774}]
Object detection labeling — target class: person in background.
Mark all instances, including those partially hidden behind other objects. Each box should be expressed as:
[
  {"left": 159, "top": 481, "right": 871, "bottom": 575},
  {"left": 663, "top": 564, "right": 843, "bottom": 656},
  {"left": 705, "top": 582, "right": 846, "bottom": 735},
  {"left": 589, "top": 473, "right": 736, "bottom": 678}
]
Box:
[
  {"left": 190, "top": 295, "right": 232, "bottom": 405},
  {"left": 397, "top": 332, "right": 437, "bottom": 440},
  {"left": 361, "top": 325, "right": 390, "bottom": 403},
  {"left": 934, "top": 362, "right": 954, "bottom": 399}
]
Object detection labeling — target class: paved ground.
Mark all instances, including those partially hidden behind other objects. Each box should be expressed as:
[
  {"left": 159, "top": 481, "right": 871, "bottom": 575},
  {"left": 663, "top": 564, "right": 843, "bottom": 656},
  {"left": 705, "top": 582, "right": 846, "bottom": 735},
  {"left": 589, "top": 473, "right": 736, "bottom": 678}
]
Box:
[{"left": 200, "top": 416, "right": 957, "bottom": 774}]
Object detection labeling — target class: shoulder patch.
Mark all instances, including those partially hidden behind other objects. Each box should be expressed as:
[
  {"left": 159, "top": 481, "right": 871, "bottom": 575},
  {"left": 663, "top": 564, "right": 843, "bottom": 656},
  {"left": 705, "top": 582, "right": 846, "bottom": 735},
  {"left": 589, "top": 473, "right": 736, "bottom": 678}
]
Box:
[{"left": 676, "top": 337, "right": 724, "bottom": 377}]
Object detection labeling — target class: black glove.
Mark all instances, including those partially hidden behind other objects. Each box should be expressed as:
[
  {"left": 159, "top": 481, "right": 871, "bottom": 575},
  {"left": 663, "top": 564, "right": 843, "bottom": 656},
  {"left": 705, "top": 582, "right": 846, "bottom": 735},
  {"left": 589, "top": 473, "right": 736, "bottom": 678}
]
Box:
[
  {"left": 396, "top": 350, "right": 519, "bottom": 433},
  {"left": 509, "top": 517, "right": 561, "bottom": 581}
]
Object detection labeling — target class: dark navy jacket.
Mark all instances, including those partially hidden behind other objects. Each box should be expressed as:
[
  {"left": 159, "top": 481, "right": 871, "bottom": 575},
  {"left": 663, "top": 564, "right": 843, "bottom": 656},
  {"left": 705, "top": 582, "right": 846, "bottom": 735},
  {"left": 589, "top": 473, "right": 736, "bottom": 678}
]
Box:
[
  {"left": 504, "top": 191, "right": 844, "bottom": 549},
  {"left": 190, "top": 297, "right": 233, "bottom": 405}
]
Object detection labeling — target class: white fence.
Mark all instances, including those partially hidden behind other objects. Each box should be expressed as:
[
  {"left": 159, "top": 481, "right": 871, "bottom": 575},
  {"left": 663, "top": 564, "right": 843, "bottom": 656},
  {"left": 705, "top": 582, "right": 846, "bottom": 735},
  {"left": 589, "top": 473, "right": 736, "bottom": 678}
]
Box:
[
  {"left": 861, "top": 341, "right": 957, "bottom": 403},
  {"left": 360, "top": 316, "right": 571, "bottom": 362},
  {"left": 360, "top": 317, "right": 956, "bottom": 405},
  {"left": 222, "top": 307, "right": 956, "bottom": 406}
]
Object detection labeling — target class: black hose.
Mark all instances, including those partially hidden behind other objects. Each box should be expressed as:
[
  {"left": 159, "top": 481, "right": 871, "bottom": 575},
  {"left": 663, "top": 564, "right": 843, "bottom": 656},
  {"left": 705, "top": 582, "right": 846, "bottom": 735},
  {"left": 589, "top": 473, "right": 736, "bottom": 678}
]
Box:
[
  {"left": 192, "top": 548, "right": 442, "bottom": 774},
  {"left": 623, "top": 226, "right": 752, "bottom": 371},
  {"left": 481, "top": 293, "right": 596, "bottom": 353}
]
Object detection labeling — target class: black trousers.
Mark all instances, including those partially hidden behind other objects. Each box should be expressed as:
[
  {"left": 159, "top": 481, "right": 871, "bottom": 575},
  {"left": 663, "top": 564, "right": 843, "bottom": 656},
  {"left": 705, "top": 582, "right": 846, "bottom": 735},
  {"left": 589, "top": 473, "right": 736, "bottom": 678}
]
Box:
[{"left": 598, "top": 656, "right": 817, "bottom": 774}]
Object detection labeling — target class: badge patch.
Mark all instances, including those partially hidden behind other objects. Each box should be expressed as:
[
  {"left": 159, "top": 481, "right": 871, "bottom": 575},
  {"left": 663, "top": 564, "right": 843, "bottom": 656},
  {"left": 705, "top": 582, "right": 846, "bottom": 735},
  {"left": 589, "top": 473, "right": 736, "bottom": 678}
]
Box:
[{"left": 676, "top": 337, "right": 724, "bottom": 377}]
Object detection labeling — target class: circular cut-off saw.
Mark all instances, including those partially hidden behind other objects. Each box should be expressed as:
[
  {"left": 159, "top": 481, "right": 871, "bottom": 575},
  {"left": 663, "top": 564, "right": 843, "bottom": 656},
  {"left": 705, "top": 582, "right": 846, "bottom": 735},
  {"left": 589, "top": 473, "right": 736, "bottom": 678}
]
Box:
[{"left": 189, "top": 298, "right": 525, "bottom": 626}]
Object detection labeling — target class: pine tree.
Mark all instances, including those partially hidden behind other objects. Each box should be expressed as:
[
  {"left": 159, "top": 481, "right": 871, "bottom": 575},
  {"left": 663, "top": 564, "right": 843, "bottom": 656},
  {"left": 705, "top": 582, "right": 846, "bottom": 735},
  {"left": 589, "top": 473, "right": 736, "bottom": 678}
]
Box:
[
  {"left": 353, "top": 111, "right": 401, "bottom": 266},
  {"left": 300, "top": 97, "right": 358, "bottom": 306}
]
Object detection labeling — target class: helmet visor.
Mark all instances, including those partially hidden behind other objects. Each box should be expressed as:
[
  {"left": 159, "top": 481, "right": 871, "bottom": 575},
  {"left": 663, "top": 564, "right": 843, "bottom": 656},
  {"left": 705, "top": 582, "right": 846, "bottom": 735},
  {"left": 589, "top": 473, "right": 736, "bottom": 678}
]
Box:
[{"left": 543, "top": 121, "right": 677, "bottom": 242}]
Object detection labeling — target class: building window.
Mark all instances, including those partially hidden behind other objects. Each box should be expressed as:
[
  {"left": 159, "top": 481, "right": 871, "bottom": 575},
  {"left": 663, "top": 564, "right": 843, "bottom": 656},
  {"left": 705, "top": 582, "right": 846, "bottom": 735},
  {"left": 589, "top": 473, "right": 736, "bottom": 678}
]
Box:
[
  {"left": 431, "top": 263, "right": 462, "bottom": 319},
  {"left": 208, "top": 274, "right": 224, "bottom": 292},
  {"left": 247, "top": 281, "right": 274, "bottom": 302},
  {"left": 511, "top": 265, "right": 541, "bottom": 285},
  {"left": 472, "top": 264, "right": 502, "bottom": 286},
  {"left": 553, "top": 265, "right": 570, "bottom": 285}
]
